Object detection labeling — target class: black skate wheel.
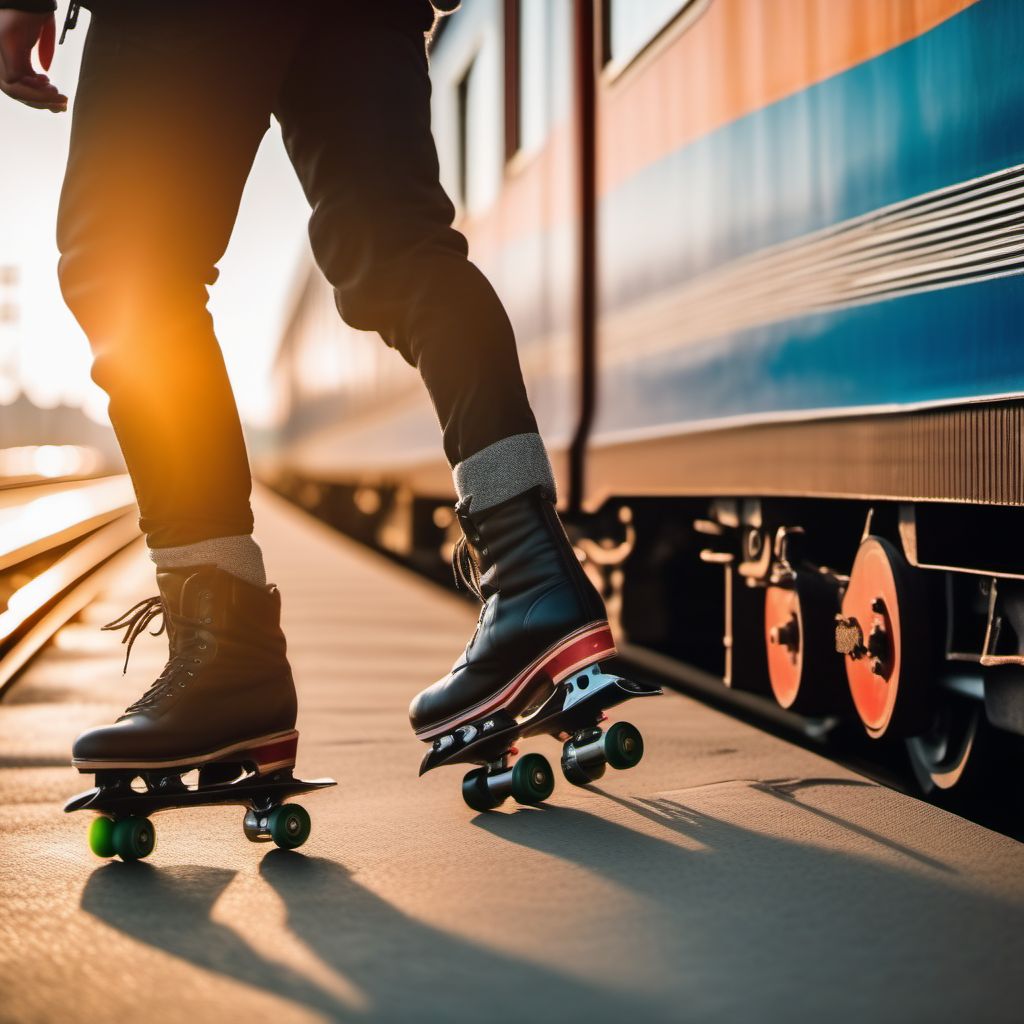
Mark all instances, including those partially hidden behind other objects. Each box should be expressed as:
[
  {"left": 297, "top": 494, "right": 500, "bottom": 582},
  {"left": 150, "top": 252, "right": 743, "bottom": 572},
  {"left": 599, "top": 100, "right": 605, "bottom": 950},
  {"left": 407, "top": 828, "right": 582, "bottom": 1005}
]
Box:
[
  {"left": 268, "top": 804, "right": 311, "bottom": 850},
  {"left": 112, "top": 816, "right": 155, "bottom": 862},
  {"left": 603, "top": 722, "right": 644, "bottom": 770},
  {"left": 461, "top": 767, "right": 505, "bottom": 812},
  {"left": 511, "top": 753, "right": 554, "bottom": 805}
]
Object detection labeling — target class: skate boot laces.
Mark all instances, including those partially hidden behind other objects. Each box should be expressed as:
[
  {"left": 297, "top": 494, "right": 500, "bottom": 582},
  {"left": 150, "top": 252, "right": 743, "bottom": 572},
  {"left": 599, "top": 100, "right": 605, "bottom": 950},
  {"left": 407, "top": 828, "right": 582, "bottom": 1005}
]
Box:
[
  {"left": 102, "top": 596, "right": 210, "bottom": 715},
  {"left": 452, "top": 535, "right": 485, "bottom": 601},
  {"left": 103, "top": 596, "right": 166, "bottom": 673}
]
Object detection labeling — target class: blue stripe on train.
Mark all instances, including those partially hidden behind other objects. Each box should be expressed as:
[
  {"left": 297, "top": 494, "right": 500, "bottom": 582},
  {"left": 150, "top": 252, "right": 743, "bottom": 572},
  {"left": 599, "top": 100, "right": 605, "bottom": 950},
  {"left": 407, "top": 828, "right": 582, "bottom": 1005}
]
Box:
[
  {"left": 601, "top": 0, "right": 1024, "bottom": 310},
  {"left": 595, "top": 0, "right": 1024, "bottom": 434},
  {"left": 594, "top": 273, "right": 1024, "bottom": 437}
]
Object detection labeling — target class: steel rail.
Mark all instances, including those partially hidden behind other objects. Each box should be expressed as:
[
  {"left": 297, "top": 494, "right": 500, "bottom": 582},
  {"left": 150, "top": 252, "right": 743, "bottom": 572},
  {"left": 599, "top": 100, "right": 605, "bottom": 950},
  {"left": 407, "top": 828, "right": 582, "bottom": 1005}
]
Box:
[{"left": 0, "top": 475, "right": 141, "bottom": 695}]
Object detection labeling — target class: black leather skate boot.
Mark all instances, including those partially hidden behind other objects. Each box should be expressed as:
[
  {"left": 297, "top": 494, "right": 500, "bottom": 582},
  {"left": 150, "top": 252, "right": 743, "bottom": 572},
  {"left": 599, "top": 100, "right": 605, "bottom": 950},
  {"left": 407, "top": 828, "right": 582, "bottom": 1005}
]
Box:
[
  {"left": 409, "top": 486, "right": 616, "bottom": 740},
  {"left": 72, "top": 566, "right": 298, "bottom": 772}
]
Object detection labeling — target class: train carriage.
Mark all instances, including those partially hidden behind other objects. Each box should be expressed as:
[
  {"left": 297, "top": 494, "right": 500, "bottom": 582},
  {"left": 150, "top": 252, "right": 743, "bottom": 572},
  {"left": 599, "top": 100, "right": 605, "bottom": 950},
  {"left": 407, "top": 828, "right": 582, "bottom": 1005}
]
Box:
[{"left": 267, "top": 0, "right": 1024, "bottom": 803}]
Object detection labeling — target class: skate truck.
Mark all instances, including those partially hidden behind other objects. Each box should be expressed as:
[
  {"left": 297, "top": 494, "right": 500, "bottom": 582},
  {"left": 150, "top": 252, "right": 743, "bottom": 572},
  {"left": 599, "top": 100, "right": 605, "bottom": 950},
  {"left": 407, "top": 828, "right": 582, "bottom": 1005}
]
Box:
[
  {"left": 420, "top": 656, "right": 661, "bottom": 812},
  {"left": 65, "top": 731, "right": 334, "bottom": 862}
]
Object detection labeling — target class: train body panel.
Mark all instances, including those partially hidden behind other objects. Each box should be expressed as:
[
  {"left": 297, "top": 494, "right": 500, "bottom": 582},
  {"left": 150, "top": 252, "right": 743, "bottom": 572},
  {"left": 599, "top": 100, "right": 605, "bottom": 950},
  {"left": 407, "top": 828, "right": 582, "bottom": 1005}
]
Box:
[
  {"left": 275, "top": 0, "right": 1024, "bottom": 506},
  {"left": 590, "top": 0, "right": 1024, "bottom": 491}
]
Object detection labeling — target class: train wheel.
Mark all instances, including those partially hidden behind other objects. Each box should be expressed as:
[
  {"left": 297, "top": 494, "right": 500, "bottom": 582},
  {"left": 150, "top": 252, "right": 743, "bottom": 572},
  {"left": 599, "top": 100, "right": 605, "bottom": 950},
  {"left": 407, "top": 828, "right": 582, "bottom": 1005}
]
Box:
[
  {"left": 765, "top": 570, "right": 844, "bottom": 715},
  {"left": 905, "top": 693, "right": 983, "bottom": 794},
  {"left": 836, "top": 536, "right": 929, "bottom": 739}
]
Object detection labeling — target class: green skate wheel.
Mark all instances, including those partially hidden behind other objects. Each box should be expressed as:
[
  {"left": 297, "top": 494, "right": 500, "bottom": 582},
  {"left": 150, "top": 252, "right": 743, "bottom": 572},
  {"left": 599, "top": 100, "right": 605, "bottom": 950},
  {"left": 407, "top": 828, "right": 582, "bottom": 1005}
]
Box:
[
  {"left": 88, "top": 816, "right": 116, "bottom": 858},
  {"left": 268, "top": 803, "right": 311, "bottom": 850},
  {"left": 511, "top": 753, "right": 554, "bottom": 805},
  {"left": 461, "top": 767, "right": 505, "bottom": 812},
  {"left": 112, "top": 816, "right": 155, "bottom": 861},
  {"left": 603, "top": 722, "right": 644, "bottom": 770}
]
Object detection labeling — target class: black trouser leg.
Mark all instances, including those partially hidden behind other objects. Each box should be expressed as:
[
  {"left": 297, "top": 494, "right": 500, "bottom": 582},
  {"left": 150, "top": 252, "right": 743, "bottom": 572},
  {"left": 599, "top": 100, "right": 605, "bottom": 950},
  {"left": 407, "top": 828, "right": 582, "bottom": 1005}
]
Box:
[
  {"left": 275, "top": 4, "right": 539, "bottom": 467},
  {"left": 57, "top": 3, "right": 300, "bottom": 547}
]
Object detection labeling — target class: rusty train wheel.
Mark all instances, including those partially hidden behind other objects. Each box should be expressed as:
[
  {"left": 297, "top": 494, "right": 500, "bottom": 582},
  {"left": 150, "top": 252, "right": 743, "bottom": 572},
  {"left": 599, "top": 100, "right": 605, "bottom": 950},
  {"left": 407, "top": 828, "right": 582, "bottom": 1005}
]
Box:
[
  {"left": 836, "top": 536, "right": 929, "bottom": 739},
  {"left": 765, "top": 571, "right": 844, "bottom": 715}
]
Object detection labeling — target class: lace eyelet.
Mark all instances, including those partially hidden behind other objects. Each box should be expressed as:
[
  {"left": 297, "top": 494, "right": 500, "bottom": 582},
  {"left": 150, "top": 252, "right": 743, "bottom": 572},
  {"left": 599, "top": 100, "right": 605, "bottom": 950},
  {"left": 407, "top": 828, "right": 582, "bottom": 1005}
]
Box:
[
  {"left": 199, "top": 644, "right": 207, "bottom": 650},
  {"left": 203, "top": 617, "right": 212, "bottom": 624},
  {"left": 193, "top": 658, "right": 201, "bottom": 664}
]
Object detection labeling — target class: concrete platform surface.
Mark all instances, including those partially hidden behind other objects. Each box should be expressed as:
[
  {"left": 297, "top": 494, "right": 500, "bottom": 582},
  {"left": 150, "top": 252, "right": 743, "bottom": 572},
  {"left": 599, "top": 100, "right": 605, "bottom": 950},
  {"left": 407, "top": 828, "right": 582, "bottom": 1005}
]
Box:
[{"left": 1, "top": 489, "right": 1023, "bottom": 1024}]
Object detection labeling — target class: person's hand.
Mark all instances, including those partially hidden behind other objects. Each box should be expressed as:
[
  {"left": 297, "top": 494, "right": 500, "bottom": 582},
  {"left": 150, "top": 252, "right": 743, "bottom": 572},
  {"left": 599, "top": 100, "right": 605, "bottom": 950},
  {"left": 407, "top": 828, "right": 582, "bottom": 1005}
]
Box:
[{"left": 0, "top": 10, "right": 67, "bottom": 112}]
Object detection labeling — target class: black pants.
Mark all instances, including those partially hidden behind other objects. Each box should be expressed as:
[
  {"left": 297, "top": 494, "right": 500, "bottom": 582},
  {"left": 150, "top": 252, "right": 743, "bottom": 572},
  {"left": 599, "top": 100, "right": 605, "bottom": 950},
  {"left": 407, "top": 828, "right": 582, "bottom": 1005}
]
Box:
[{"left": 57, "top": 0, "right": 538, "bottom": 548}]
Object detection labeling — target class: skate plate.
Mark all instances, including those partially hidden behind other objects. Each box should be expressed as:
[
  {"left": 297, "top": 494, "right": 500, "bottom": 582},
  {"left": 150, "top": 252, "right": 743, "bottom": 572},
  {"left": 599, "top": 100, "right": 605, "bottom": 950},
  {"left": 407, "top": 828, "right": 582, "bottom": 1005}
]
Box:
[
  {"left": 65, "top": 769, "right": 335, "bottom": 817},
  {"left": 66, "top": 760, "right": 336, "bottom": 860},
  {"left": 419, "top": 663, "right": 661, "bottom": 806}
]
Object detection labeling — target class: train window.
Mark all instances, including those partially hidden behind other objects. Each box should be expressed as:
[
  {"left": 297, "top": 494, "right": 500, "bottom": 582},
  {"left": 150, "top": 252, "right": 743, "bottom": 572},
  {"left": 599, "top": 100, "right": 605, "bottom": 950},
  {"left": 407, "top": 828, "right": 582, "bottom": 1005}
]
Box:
[
  {"left": 457, "top": 60, "right": 472, "bottom": 208},
  {"left": 604, "top": 0, "right": 699, "bottom": 71},
  {"left": 504, "top": 0, "right": 551, "bottom": 162},
  {"left": 518, "top": 0, "right": 549, "bottom": 154},
  {"left": 453, "top": 42, "right": 503, "bottom": 217}
]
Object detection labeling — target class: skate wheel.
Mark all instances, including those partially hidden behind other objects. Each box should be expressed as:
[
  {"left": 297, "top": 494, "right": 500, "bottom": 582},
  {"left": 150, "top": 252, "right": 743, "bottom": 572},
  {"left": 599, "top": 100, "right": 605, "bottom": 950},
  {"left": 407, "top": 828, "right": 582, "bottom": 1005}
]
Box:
[
  {"left": 88, "top": 816, "right": 116, "bottom": 858},
  {"left": 511, "top": 753, "right": 554, "bottom": 805},
  {"left": 268, "top": 803, "right": 311, "bottom": 850},
  {"left": 112, "top": 816, "right": 155, "bottom": 862},
  {"left": 461, "top": 767, "right": 505, "bottom": 812},
  {"left": 603, "top": 722, "right": 644, "bottom": 770}
]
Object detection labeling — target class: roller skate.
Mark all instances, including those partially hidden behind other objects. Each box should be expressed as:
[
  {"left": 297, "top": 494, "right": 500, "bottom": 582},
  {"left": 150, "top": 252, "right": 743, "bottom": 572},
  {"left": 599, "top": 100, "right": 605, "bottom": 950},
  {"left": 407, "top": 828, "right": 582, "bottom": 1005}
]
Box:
[
  {"left": 65, "top": 566, "right": 334, "bottom": 861},
  {"left": 410, "top": 487, "right": 660, "bottom": 810}
]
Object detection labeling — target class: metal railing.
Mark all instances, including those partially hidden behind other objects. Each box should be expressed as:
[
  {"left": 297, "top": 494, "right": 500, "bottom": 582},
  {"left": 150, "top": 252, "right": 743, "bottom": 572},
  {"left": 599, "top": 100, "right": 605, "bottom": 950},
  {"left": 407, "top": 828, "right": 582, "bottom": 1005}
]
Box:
[{"left": 0, "top": 474, "right": 140, "bottom": 693}]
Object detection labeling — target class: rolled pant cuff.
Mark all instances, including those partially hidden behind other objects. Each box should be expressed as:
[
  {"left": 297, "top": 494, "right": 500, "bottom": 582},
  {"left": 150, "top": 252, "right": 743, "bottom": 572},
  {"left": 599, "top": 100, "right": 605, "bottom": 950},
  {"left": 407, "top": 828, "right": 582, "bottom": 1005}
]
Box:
[
  {"left": 149, "top": 534, "right": 267, "bottom": 588},
  {"left": 453, "top": 432, "right": 556, "bottom": 513}
]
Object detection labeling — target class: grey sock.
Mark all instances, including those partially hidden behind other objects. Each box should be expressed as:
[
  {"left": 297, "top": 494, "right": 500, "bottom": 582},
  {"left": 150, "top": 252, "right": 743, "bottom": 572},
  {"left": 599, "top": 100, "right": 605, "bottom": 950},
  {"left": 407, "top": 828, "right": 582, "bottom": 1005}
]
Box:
[
  {"left": 453, "top": 432, "right": 557, "bottom": 514},
  {"left": 149, "top": 534, "right": 267, "bottom": 588}
]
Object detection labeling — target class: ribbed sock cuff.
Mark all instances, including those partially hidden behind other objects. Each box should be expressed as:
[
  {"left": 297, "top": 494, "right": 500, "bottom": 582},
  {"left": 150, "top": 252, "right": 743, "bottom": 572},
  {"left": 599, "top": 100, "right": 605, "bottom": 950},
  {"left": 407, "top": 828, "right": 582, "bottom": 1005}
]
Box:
[
  {"left": 149, "top": 535, "right": 267, "bottom": 588},
  {"left": 453, "top": 432, "right": 556, "bottom": 513}
]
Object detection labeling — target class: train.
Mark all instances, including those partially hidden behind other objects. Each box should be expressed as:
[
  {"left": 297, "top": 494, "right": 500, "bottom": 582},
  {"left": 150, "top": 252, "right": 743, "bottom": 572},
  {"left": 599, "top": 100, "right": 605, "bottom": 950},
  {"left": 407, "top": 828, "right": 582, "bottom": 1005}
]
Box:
[{"left": 264, "top": 0, "right": 1024, "bottom": 805}]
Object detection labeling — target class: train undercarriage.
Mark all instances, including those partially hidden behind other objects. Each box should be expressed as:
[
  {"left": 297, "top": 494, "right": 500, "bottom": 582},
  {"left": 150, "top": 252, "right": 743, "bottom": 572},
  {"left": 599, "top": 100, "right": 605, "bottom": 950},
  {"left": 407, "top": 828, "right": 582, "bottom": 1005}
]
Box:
[
  {"left": 584, "top": 494, "right": 1024, "bottom": 808},
  {"left": 270, "top": 470, "right": 1024, "bottom": 818}
]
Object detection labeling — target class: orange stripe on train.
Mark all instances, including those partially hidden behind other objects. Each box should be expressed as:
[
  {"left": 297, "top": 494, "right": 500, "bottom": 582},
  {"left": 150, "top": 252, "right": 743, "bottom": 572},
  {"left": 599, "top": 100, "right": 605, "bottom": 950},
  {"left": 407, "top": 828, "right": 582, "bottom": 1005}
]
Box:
[
  {"left": 599, "top": 0, "right": 978, "bottom": 194},
  {"left": 463, "top": 0, "right": 977, "bottom": 260}
]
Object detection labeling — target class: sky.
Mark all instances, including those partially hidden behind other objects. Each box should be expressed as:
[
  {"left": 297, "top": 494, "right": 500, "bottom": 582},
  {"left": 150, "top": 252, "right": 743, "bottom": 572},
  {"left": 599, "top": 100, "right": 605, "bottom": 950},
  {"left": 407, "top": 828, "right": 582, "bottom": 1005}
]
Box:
[{"left": 0, "top": 9, "right": 312, "bottom": 428}]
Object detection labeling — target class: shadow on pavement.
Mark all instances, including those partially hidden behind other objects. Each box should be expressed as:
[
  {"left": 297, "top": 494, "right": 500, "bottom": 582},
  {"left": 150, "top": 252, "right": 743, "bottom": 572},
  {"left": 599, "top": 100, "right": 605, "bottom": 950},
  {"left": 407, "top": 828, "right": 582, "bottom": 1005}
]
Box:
[
  {"left": 81, "top": 852, "right": 658, "bottom": 1023},
  {"left": 81, "top": 861, "right": 352, "bottom": 1020},
  {"left": 472, "top": 789, "right": 1024, "bottom": 1023},
  {"left": 749, "top": 777, "right": 955, "bottom": 872},
  {"left": 258, "top": 852, "right": 659, "bottom": 1021}
]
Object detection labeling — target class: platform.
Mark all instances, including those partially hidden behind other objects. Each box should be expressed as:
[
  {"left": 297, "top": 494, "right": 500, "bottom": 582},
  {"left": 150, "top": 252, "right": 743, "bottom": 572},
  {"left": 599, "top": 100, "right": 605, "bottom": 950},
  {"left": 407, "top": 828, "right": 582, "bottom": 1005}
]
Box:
[{"left": 1, "top": 488, "right": 1022, "bottom": 1024}]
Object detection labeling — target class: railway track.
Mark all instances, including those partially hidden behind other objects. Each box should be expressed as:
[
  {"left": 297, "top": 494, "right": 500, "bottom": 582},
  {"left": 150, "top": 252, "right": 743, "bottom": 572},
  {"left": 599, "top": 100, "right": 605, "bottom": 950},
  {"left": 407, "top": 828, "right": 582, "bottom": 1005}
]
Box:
[{"left": 0, "top": 475, "right": 141, "bottom": 694}]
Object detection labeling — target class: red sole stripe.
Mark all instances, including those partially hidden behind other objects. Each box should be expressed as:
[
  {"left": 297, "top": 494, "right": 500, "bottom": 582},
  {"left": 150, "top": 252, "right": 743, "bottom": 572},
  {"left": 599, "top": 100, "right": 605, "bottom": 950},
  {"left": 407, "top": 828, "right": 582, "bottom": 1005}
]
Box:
[
  {"left": 415, "top": 622, "right": 616, "bottom": 741},
  {"left": 240, "top": 734, "right": 299, "bottom": 775}
]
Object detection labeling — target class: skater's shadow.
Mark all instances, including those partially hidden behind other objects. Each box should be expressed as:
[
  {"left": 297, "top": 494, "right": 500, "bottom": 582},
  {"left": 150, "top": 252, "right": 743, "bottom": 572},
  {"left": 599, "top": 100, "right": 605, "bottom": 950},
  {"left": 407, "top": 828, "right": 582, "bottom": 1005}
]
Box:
[
  {"left": 258, "top": 851, "right": 658, "bottom": 1020},
  {"left": 81, "top": 861, "right": 353, "bottom": 1020},
  {"left": 471, "top": 793, "right": 1024, "bottom": 1020},
  {"left": 81, "top": 854, "right": 655, "bottom": 1022}
]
